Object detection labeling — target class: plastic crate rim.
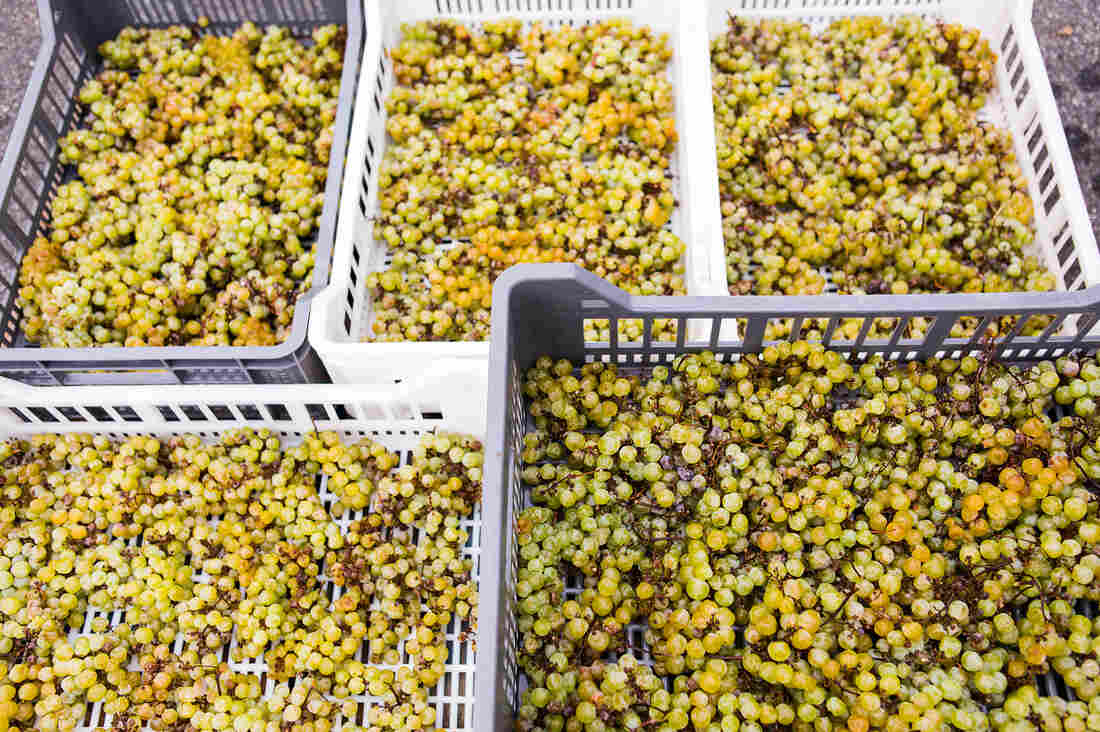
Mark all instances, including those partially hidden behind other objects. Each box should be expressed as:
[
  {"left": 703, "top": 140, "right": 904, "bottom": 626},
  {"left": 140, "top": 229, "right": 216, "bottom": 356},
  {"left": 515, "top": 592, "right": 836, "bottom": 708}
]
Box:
[
  {"left": 491, "top": 263, "right": 1100, "bottom": 317},
  {"left": 0, "top": 357, "right": 489, "bottom": 436}
]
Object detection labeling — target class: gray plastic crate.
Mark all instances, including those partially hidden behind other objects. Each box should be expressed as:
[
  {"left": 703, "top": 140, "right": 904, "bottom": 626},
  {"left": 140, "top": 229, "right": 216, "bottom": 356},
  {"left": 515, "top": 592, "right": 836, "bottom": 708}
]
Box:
[
  {"left": 478, "top": 263, "right": 1100, "bottom": 732},
  {"left": 0, "top": 0, "right": 363, "bottom": 385}
]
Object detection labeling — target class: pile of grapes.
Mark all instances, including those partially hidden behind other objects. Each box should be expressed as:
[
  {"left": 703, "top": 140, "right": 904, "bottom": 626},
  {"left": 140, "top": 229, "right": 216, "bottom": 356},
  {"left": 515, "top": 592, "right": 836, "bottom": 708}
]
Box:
[
  {"left": 515, "top": 344, "right": 1100, "bottom": 731},
  {"left": 0, "top": 429, "right": 481, "bottom": 731},
  {"left": 18, "top": 21, "right": 345, "bottom": 348},
  {"left": 366, "top": 19, "right": 685, "bottom": 342},
  {"left": 712, "top": 16, "right": 1055, "bottom": 341}
]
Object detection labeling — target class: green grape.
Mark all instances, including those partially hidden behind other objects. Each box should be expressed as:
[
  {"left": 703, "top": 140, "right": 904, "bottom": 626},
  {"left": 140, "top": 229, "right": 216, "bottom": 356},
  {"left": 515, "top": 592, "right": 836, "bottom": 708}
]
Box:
[{"left": 0, "top": 427, "right": 481, "bottom": 731}]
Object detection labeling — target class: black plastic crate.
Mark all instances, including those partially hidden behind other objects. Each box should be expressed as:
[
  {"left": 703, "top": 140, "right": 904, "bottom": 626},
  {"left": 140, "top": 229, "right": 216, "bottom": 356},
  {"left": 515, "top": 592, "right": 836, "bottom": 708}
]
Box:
[{"left": 0, "top": 0, "right": 363, "bottom": 385}]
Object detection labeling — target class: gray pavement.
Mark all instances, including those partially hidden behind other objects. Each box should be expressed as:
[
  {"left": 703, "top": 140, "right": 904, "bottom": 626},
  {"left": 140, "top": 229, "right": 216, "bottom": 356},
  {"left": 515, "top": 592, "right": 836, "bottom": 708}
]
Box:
[
  {"left": 0, "top": 1, "right": 1096, "bottom": 237},
  {"left": 1033, "top": 0, "right": 1100, "bottom": 241},
  {"left": 0, "top": 0, "right": 40, "bottom": 162}
]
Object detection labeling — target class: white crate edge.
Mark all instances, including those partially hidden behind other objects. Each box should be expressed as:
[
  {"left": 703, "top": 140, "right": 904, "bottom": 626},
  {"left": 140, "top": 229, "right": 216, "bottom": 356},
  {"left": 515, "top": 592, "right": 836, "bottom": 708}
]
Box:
[
  {"left": 693, "top": 0, "right": 1099, "bottom": 299},
  {"left": 310, "top": 0, "right": 726, "bottom": 385},
  {"left": 0, "top": 358, "right": 489, "bottom": 438}
]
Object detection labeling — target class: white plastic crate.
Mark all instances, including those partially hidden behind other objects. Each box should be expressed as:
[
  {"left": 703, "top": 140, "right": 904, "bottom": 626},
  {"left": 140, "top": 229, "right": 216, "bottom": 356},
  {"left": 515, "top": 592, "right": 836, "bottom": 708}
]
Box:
[
  {"left": 0, "top": 360, "right": 487, "bottom": 731},
  {"left": 310, "top": 0, "right": 727, "bottom": 385},
  {"left": 686, "top": 0, "right": 1099, "bottom": 299}
]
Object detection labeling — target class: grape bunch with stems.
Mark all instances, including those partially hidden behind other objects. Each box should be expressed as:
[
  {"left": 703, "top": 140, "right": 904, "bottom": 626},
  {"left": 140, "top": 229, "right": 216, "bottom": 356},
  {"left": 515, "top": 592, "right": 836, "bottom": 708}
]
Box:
[
  {"left": 515, "top": 343, "right": 1100, "bottom": 732},
  {"left": 18, "top": 20, "right": 345, "bottom": 348},
  {"left": 0, "top": 428, "right": 482, "bottom": 732},
  {"left": 367, "top": 18, "right": 685, "bottom": 343},
  {"left": 712, "top": 15, "right": 1055, "bottom": 342}
]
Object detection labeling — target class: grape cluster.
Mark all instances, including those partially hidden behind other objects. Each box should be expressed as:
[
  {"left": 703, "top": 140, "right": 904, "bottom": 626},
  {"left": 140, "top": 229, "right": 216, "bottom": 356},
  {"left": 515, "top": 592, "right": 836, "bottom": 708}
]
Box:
[
  {"left": 18, "top": 21, "right": 345, "bottom": 348},
  {"left": 712, "top": 16, "right": 1055, "bottom": 341},
  {"left": 366, "top": 19, "right": 685, "bottom": 342},
  {"left": 0, "top": 429, "right": 481, "bottom": 731},
  {"left": 515, "top": 345, "right": 1100, "bottom": 731}
]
